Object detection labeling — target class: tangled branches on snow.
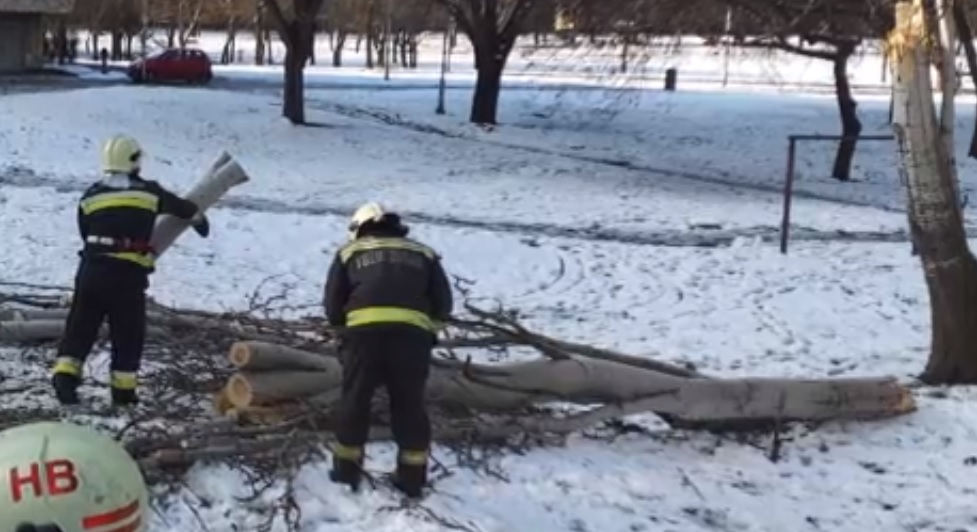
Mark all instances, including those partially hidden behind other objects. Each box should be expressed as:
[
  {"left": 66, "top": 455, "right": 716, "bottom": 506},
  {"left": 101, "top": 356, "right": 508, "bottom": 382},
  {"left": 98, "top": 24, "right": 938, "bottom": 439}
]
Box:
[{"left": 0, "top": 279, "right": 914, "bottom": 497}]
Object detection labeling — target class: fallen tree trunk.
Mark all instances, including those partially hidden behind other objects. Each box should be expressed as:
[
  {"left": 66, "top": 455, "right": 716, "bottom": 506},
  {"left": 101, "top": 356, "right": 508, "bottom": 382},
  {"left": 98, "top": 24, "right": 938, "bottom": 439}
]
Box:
[
  {"left": 230, "top": 340, "right": 335, "bottom": 371},
  {"left": 0, "top": 308, "right": 69, "bottom": 321},
  {"left": 222, "top": 341, "right": 915, "bottom": 424},
  {"left": 0, "top": 320, "right": 66, "bottom": 343},
  {"left": 151, "top": 152, "right": 251, "bottom": 257},
  {"left": 226, "top": 370, "right": 337, "bottom": 407},
  {"left": 0, "top": 319, "right": 168, "bottom": 343}
]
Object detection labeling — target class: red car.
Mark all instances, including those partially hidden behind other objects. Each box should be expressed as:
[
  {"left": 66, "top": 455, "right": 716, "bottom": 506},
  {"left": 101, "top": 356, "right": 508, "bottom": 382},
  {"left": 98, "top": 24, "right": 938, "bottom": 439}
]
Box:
[{"left": 127, "top": 48, "right": 213, "bottom": 84}]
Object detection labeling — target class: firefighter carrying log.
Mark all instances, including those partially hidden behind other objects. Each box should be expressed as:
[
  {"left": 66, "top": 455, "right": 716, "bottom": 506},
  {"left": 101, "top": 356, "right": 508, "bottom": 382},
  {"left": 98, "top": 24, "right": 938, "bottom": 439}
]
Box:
[
  {"left": 51, "top": 135, "right": 210, "bottom": 407},
  {"left": 324, "top": 202, "right": 453, "bottom": 498}
]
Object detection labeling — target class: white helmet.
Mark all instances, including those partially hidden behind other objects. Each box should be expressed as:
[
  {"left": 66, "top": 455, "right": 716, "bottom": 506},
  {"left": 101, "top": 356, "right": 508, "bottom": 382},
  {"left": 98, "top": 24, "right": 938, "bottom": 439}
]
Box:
[
  {"left": 348, "top": 201, "right": 388, "bottom": 241},
  {"left": 101, "top": 135, "right": 143, "bottom": 174},
  {"left": 0, "top": 421, "right": 148, "bottom": 532}
]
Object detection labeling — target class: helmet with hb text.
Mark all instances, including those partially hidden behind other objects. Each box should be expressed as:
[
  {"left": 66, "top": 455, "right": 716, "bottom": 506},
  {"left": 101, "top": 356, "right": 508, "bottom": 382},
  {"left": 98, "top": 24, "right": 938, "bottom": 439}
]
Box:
[
  {"left": 0, "top": 421, "right": 148, "bottom": 532},
  {"left": 101, "top": 135, "right": 143, "bottom": 175},
  {"left": 348, "top": 201, "right": 406, "bottom": 240}
]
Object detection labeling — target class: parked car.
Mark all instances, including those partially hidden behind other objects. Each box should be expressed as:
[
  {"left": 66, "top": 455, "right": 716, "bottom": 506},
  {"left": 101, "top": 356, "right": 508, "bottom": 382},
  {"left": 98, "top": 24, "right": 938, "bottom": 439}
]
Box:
[{"left": 127, "top": 48, "right": 212, "bottom": 84}]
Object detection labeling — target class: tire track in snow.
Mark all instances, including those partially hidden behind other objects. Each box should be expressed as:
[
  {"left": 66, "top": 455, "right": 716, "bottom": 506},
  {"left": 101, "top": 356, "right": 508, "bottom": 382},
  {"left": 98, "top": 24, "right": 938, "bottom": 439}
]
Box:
[
  {"left": 304, "top": 99, "right": 906, "bottom": 214},
  {"left": 0, "top": 166, "right": 917, "bottom": 248}
]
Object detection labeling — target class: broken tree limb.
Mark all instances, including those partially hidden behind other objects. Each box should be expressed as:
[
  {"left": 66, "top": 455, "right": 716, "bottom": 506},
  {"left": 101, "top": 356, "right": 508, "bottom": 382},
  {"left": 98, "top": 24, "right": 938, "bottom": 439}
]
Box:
[
  {"left": 151, "top": 151, "right": 251, "bottom": 257},
  {"left": 0, "top": 318, "right": 167, "bottom": 344},
  {"left": 0, "top": 307, "right": 69, "bottom": 321},
  {"left": 430, "top": 358, "right": 914, "bottom": 422},
  {"left": 229, "top": 341, "right": 336, "bottom": 372},
  {"left": 0, "top": 320, "right": 66, "bottom": 343},
  {"left": 456, "top": 306, "right": 703, "bottom": 378},
  {"left": 219, "top": 342, "right": 915, "bottom": 425}
]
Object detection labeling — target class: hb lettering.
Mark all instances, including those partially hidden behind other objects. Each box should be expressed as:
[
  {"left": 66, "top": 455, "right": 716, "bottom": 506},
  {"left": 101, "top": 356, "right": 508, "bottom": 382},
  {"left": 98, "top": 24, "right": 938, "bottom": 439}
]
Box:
[{"left": 8, "top": 460, "right": 79, "bottom": 502}]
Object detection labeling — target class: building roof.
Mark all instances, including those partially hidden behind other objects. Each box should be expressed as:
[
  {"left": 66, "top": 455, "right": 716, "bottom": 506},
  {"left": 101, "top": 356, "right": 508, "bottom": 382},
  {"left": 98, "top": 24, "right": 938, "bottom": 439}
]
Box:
[{"left": 0, "top": 0, "right": 75, "bottom": 14}]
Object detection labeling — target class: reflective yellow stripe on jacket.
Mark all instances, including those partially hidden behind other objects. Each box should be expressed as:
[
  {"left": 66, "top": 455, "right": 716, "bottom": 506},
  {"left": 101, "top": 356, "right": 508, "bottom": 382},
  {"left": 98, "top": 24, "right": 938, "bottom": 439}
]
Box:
[
  {"left": 346, "top": 307, "right": 435, "bottom": 332},
  {"left": 106, "top": 251, "right": 156, "bottom": 269},
  {"left": 339, "top": 237, "right": 436, "bottom": 264},
  {"left": 80, "top": 190, "right": 159, "bottom": 215}
]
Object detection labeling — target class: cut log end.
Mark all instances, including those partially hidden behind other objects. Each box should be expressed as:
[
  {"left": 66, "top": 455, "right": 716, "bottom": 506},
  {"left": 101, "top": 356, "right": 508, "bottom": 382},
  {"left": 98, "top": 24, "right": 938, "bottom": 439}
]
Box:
[
  {"left": 213, "top": 385, "right": 235, "bottom": 416},
  {"left": 226, "top": 373, "right": 254, "bottom": 409},
  {"left": 229, "top": 341, "right": 252, "bottom": 368},
  {"left": 892, "top": 387, "right": 918, "bottom": 414}
]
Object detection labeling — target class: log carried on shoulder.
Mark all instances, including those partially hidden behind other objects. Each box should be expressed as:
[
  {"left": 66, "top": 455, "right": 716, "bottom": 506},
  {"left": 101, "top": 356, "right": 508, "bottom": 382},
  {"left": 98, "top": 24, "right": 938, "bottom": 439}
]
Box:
[
  {"left": 151, "top": 151, "right": 251, "bottom": 256},
  {"left": 0, "top": 152, "right": 251, "bottom": 344}
]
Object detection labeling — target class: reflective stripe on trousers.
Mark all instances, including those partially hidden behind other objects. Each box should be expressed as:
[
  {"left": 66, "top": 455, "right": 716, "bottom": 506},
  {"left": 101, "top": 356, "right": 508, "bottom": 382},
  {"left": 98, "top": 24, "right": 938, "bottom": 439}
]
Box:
[
  {"left": 398, "top": 449, "right": 428, "bottom": 466},
  {"left": 111, "top": 371, "right": 138, "bottom": 390},
  {"left": 53, "top": 357, "right": 83, "bottom": 377},
  {"left": 346, "top": 307, "right": 436, "bottom": 332},
  {"left": 333, "top": 443, "right": 363, "bottom": 462}
]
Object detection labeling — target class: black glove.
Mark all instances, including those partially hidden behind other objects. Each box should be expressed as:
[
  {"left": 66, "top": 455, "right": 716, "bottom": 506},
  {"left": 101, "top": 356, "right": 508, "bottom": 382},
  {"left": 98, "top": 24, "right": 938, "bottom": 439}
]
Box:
[{"left": 192, "top": 214, "right": 210, "bottom": 238}]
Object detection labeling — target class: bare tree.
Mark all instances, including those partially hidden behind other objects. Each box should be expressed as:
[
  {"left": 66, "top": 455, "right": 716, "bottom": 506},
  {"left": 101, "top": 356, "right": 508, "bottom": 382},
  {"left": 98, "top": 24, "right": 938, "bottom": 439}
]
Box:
[
  {"left": 889, "top": 0, "right": 977, "bottom": 383},
  {"left": 262, "top": 0, "right": 327, "bottom": 125},
  {"left": 68, "top": 0, "right": 111, "bottom": 58},
  {"left": 952, "top": 2, "right": 977, "bottom": 158},
  {"left": 433, "top": 0, "right": 536, "bottom": 124}
]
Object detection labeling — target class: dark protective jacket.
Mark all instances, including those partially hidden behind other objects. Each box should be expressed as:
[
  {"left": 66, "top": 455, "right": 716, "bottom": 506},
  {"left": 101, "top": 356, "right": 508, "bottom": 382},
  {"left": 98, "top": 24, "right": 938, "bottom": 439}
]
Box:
[
  {"left": 324, "top": 230, "right": 453, "bottom": 334},
  {"left": 77, "top": 173, "right": 199, "bottom": 273}
]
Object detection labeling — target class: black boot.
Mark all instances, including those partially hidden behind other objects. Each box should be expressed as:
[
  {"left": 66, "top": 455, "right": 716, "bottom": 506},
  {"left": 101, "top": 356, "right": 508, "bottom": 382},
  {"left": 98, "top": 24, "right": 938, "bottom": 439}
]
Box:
[
  {"left": 110, "top": 387, "right": 138, "bottom": 407},
  {"left": 391, "top": 463, "right": 427, "bottom": 499},
  {"left": 52, "top": 373, "right": 80, "bottom": 405},
  {"left": 329, "top": 456, "right": 362, "bottom": 492}
]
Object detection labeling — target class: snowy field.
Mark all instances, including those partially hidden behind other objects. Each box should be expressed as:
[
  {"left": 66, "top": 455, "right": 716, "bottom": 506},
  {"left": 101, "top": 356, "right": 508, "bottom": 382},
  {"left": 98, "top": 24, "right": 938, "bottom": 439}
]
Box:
[
  {"left": 3, "top": 38, "right": 977, "bottom": 531},
  {"left": 76, "top": 30, "right": 914, "bottom": 92}
]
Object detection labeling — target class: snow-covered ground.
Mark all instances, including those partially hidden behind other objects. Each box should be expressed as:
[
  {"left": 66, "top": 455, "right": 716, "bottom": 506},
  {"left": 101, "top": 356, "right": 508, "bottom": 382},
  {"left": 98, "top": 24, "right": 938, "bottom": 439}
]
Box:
[
  {"left": 2, "top": 43, "right": 977, "bottom": 531},
  {"left": 74, "top": 30, "right": 917, "bottom": 92}
]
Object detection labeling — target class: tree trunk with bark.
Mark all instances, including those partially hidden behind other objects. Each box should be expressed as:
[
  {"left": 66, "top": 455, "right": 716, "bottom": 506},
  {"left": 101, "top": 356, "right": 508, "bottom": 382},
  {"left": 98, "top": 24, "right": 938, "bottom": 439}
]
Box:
[
  {"left": 221, "top": 18, "right": 238, "bottom": 64},
  {"left": 110, "top": 31, "right": 123, "bottom": 60},
  {"left": 953, "top": 2, "right": 977, "bottom": 159},
  {"left": 831, "top": 41, "right": 861, "bottom": 181},
  {"left": 282, "top": 40, "right": 311, "bottom": 124},
  {"left": 308, "top": 25, "right": 316, "bottom": 65},
  {"left": 436, "top": 0, "right": 534, "bottom": 124},
  {"left": 408, "top": 35, "right": 418, "bottom": 68},
  {"left": 264, "top": 0, "right": 325, "bottom": 125},
  {"left": 365, "top": 5, "right": 375, "bottom": 68},
  {"left": 332, "top": 30, "right": 347, "bottom": 66},
  {"left": 889, "top": 0, "right": 977, "bottom": 384},
  {"left": 472, "top": 44, "right": 506, "bottom": 124},
  {"left": 216, "top": 341, "right": 915, "bottom": 426}
]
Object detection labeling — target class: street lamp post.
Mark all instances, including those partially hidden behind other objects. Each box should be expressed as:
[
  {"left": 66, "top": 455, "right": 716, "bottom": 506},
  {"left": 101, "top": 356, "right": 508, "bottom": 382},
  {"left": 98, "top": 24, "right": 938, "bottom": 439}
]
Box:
[
  {"left": 384, "top": 0, "right": 392, "bottom": 81},
  {"left": 436, "top": 23, "right": 450, "bottom": 115},
  {"left": 140, "top": 0, "right": 149, "bottom": 80}
]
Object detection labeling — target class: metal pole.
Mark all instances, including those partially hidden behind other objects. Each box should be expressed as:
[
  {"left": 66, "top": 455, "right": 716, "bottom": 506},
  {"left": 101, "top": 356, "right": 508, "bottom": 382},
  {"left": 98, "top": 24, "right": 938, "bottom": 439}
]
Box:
[
  {"left": 384, "top": 0, "right": 392, "bottom": 81},
  {"left": 722, "top": 8, "right": 732, "bottom": 87},
  {"left": 436, "top": 24, "right": 448, "bottom": 115},
  {"left": 779, "top": 137, "right": 797, "bottom": 254},
  {"left": 141, "top": 0, "right": 148, "bottom": 79}
]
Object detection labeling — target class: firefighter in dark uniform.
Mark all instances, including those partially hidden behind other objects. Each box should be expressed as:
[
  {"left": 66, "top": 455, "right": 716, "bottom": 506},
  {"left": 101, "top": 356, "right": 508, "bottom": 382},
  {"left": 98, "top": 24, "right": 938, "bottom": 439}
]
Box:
[
  {"left": 324, "top": 202, "right": 453, "bottom": 498},
  {"left": 51, "top": 135, "right": 210, "bottom": 407}
]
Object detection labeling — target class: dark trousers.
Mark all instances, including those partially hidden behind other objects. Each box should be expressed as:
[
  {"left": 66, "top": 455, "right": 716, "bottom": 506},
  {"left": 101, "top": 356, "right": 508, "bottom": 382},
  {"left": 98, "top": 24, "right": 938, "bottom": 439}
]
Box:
[
  {"left": 335, "top": 325, "right": 433, "bottom": 457},
  {"left": 57, "top": 259, "right": 148, "bottom": 378}
]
